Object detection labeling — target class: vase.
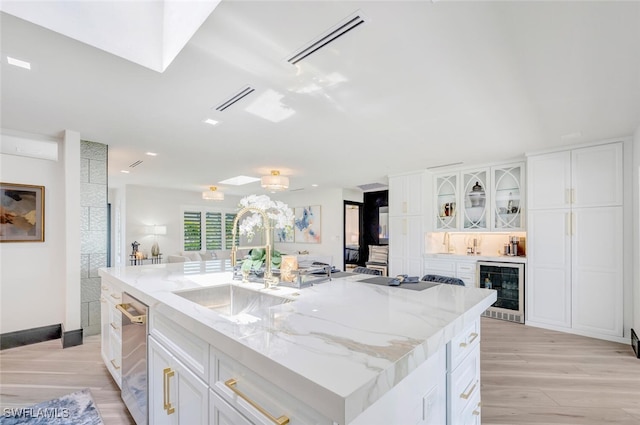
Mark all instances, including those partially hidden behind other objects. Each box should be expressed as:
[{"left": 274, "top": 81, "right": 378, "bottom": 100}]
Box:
[{"left": 151, "top": 241, "right": 160, "bottom": 256}]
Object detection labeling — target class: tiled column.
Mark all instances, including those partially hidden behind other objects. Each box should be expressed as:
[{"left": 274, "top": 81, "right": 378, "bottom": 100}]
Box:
[{"left": 80, "top": 141, "right": 108, "bottom": 336}]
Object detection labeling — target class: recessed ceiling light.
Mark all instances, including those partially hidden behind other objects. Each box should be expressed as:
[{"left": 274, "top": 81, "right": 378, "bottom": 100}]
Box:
[
  {"left": 311, "top": 184, "right": 319, "bottom": 187},
  {"left": 203, "top": 118, "right": 219, "bottom": 126},
  {"left": 7, "top": 56, "right": 31, "bottom": 70},
  {"left": 121, "top": 170, "right": 130, "bottom": 174},
  {"left": 145, "top": 152, "right": 158, "bottom": 156},
  {"left": 218, "top": 175, "right": 260, "bottom": 186}
]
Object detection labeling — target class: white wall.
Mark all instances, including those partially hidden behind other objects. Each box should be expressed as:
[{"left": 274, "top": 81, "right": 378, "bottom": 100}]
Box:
[
  {"left": 0, "top": 135, "right": 67, "bottom": 334},
  {"left": 121, "top": 185, "right": 357, "bottom": 268},
  {"left": 275, "top": 188, "right": 348, "bottom": 267},
  {"left": 123, "top": 185, "right": 243, "bottom": 264}
]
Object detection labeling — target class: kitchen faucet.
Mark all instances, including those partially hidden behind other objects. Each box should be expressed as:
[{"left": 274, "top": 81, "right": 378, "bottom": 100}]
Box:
[{"left": 230, "top": 206, "right": 279, "bottom": 289}]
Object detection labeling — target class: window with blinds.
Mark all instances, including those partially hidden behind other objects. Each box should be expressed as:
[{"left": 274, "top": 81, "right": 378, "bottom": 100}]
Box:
[
  {"left": 225, "top": 213, "right": 237, "bottom": 250},
  {"left": 183, "top": 211, "right": 202, "bottom": 251},
  {"left": 206, "top": 212, "right": 223, "bottom": 250},
  {"left": 183, "top": 210, "right": 237, "bottom": 252}
]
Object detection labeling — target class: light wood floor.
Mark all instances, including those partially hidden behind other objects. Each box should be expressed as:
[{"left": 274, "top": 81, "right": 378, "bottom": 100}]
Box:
[
  {"left": 1, "top": 320, "right": 639, "bottom": 424},
  {"left": 481, "top": 318, "right": 640, "bottom": 424},
  {"left": 0, "top": 335, "right": 134, "bottom": 424}
]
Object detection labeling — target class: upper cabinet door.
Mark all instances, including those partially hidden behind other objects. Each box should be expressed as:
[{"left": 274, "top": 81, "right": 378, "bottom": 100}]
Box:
[
  {"left": 527, "top": 151, "right": 571, "bottom": 210},
  {"left": 435, "top": 173, "right": 458, "bottom": 230},
  {"left": 389, "top": 172, "right": 423, "bottom": 216},
  {"left": 462, "top": 169, "right": 489, "bottom": 230},
  {"left": 492, "top": 163, "right": 524, "bottom": 230},
  {"left": 571, "top": 143, "right": 623, "bottom": 208}
]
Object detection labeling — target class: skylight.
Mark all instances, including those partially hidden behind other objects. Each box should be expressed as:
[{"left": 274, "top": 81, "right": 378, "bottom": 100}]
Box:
[
  {"left": 218, "top": 175, "right": 260, "bottom": 186},
  {"left": 7, "top": 56, "right": 31, "bottom": 70}
]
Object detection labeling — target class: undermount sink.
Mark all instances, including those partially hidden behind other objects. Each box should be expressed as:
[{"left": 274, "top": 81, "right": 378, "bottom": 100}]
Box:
[{"left": 173, "top": 284, "right": 293, "bottom": 316}]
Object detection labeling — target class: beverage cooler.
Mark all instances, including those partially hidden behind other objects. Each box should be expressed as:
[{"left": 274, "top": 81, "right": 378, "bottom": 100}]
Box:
[{"left": 477, "top": 261, "right": 524, "bottom": 323}]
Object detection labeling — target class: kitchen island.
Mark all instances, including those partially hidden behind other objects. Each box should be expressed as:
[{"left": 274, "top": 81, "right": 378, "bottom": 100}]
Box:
[{"left": 99, "top": 261, "right": 496, "bottom": 425}]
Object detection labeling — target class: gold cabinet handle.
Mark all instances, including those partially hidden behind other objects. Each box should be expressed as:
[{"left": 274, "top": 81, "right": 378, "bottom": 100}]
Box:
[
  {"left": 163, "top": 367, "right": 175, "bottom": 415},
  {"left": 473, "top": 401, "right": 482, "bottom": 416},
  {"left": 110, "top": 293, "right": 121, "bottom": 300},
  {"left": 110, "top": 359, "right": 120, "bottom": 370},
  {"left": 460, "top": 381, "right": 477, "bottom": 400},
  {"left": 115, "top": 303, "right": 146, "bottom": 324},
  {"left": 110, "top": 322, "right": 119, "bottom": 330},
  {"left": 225, "top": 378, "right": 290, "bottom": 425},
  {"left": 468, "top": 332, "right": 479, "bottom": 344}
]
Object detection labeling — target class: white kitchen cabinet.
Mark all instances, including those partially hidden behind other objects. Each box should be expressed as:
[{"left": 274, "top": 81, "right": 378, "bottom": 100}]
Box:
[
  {"left": 389, "top": 171, "right": 424, "bottom": 277},
  {"left": 435, "top": 173, "right": 458, "bottom": 230},
  {"left": 389, "top": 172, "right": 423, "bottom": 216},
  {"left": 461, "top": 168, "right": 490, "bottom": 230},
  {"left": 389, "top": 215, "right": 423, "bottom": 277},
  {"left": 149, "top": 336, "right": 209, "bottom": 425},
  {"left": 526, "top": 142, "right": 624, "bottom": 339},
  {"left": 434, "top": 164, "right": 523, "bottom": 232},
  {"left": 423, "top": 257, "right": 477, "bottom": 287},
  {"left": 492, "top": 163, "right": 525, "bottom": 230},
  {"left": 447, "top": 318, "right": 481, "bottom": 425},
  {"left": 210, "top": 389, "right": 252, "bottom": 425},
  {"left": 100, "top": 278, "right": 122, "bottom": 387}
]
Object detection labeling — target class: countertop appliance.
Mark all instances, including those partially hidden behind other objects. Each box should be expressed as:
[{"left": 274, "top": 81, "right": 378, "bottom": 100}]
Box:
[
  {"left": 477, "top": 261, "right": 524, "bottom": 323},
  {"left": 117, "top": 292, "right": 148, "bottom": 425}
]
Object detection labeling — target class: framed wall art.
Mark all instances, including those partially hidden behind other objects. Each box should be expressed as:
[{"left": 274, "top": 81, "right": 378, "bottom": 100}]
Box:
[
  {"left": 0, "top": 183, "right": 45, "bottom": 242},
  {"left": 294, "top": 205, "right": 321, "bottom": 244}
]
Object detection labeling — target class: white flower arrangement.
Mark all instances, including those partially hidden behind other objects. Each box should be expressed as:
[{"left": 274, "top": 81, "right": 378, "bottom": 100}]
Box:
[{"left": 237, "top": 195, "right": 294, "bottom": 241}]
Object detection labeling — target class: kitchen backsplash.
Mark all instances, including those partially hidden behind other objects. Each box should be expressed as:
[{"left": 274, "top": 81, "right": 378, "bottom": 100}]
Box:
[{"left": 426, "top": 231, "right": 527, "bottom": 257}]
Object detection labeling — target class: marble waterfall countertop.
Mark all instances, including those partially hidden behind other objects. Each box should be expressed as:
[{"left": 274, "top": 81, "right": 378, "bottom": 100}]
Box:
[{"left": 99, "top": 262, "right": 496, "bottom": 424}]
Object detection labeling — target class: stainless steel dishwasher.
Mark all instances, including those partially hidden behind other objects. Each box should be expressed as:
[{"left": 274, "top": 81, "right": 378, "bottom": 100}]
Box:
[{"left": 117, "top": 293, "right": 148, "bottom": 425}]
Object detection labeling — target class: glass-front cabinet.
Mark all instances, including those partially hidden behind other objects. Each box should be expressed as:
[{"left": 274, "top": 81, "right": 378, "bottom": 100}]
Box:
[
  {"left": 433, "top": 162, "right": 525, "bottom": 232},
  {"left": 492, "top": 163, "right": 524, "bottom": 230},
  {"left": 462, "top": 169, "right": 489, "bottom": 230},
  {"left": 435, "top": 174, "right": 458, "bottom": 230}
]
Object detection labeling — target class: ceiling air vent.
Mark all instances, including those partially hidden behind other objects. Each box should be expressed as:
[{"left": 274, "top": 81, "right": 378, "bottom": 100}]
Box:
[
  {"left": 286, "top": 12, "right": 366, "bottom": 65},
  {"left": 129, "top": 160, "right": 143, "bottom": 168},
  {"left": 357, "top": 182, "right": 388, "bottom": 192},
  {"left": 214, "top": 86, "right": 255, "bottom": 112}
]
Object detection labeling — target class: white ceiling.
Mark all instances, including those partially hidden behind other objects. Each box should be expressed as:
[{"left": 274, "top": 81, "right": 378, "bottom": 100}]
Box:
[{"left": 1, "top": 1, "right": 639, "bottom": 197}]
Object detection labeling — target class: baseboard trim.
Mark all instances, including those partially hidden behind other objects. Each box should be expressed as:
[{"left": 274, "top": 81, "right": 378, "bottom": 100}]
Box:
[
  {"left": 61, "top": 326, "right": 83, "bottom": 348},
  {"left": 0, "top": 324, "right": 62, "bottom": 350},
  {"left": 525, "top": 320, "right": 628, "bottom": 345}
]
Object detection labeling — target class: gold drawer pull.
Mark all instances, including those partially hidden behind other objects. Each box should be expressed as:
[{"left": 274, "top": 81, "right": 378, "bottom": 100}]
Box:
[
  {"left": 163, "top": 367, "right": 175, "bottom": 415},
  {"left": 116, "top": 303, "right": 146, "bottom": 324},
  {"left": 468, "top": 332, "right": 479, "bottom": 344},
  {"left": 460, "top": 382, "right": 477, "bottom": 400},
  {"left": 110, "top": 322, "right": 119, "bottom": 330},
  {"left": 110, "top": 359, "right": 120, "bottom": 370},
  {"left": 225, "top": 378, "right": 290, "bottom": 425},
  {"left": 473, "top": 401, "right": 482, "bottom": 416},
  {"left": 110, "top": 293, "right": 121, "bottom": 300}
]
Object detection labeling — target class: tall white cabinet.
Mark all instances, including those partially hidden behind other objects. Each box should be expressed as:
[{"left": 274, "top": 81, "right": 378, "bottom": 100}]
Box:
[
  {"left": 527, "top": 142, "right": 624, "bottom": 339},
  {"left": 389, "top": 172, "right": 424, "bottom": 277}
]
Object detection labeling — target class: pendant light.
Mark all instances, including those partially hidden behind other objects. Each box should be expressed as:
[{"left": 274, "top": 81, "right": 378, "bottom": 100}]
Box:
[
  {"left": 202, "top": 186, "right": 224, "bottom": 200},
  {"left": 261, "top": 170, "right": 289, "bottom": 192}
]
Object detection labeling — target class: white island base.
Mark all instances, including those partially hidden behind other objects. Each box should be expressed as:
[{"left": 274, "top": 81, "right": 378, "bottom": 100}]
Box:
[{"left": 99, "top": 263, "right": 495, "bottom": 425}]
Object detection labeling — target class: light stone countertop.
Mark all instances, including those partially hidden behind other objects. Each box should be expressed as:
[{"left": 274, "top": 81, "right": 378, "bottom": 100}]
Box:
[
  {"left": 425, "top": 252, "right": 528, "bottom": 263},
  {"left": 99, "top": 261, "right": 496, "bottom": 424}
]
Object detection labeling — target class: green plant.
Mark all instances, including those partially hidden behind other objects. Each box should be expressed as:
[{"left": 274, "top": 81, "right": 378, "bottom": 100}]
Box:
[{"left": 240, "top": 248, "right": 282, "bottom": 272}]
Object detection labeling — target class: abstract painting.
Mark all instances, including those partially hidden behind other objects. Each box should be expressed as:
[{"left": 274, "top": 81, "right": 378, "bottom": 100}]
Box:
[
  {"left": 276, "top": 217, "right": 294, "bottom": 243},
  {"left": 294, "top": 205, "right": 321, "bottom": 244},
  {"left": 0, "top": 183, "right": 44, "bottom": 242}
]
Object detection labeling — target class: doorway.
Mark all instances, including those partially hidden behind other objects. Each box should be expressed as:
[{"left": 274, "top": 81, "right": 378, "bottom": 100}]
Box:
[{"left": 343, "top": 201, "right": 363, "bottom": 271}]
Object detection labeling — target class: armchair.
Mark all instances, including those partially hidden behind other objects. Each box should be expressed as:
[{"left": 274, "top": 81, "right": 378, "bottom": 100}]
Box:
[{"left": 365, "top": 245, "right": 388, "bottom": 276}]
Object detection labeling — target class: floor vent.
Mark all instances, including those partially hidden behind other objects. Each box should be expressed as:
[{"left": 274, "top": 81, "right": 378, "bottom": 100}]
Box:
[
  {"left": 482, "top": 309, "right": 523, "bottom": 324},
  {"left": 286, "top": 12, "right": 366, "bottom": 65},
  {"left": 129, "top": 160, "right": 143, "bottom": 168},
  {"left": 215, "top": 86, "right": 255, "bottom": 112}
]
